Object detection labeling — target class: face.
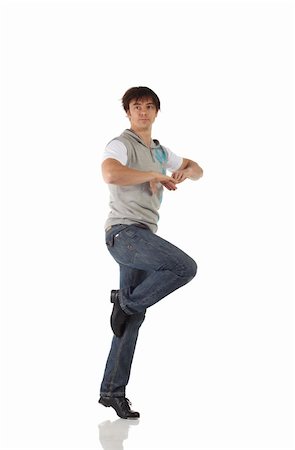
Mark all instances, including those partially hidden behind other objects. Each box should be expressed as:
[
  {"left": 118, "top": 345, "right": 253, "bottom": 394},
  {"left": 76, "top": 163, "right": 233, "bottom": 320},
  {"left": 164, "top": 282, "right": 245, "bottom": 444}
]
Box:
[{"left": 127, "top": 97, "right": 158, "bottom": 132}]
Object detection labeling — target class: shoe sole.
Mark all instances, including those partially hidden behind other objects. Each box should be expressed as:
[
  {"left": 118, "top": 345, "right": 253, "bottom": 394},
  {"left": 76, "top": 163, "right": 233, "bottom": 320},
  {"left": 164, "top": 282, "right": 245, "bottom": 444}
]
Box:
[{"left": 98, "top": 398, "right": 140, "bottom": 419}]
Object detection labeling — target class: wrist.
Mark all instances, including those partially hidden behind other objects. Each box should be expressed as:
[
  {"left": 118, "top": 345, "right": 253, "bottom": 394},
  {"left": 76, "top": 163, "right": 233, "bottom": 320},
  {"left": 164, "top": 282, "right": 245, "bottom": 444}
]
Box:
[{"left": 150, "top": 171, "right": 160, "bottom": 181}]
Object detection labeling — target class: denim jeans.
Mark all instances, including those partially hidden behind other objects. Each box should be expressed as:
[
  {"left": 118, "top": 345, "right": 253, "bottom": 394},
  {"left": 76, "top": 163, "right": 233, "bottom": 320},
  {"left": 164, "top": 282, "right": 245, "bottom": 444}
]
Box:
[{"left": 100, "top": 223, "right": 197, "bottom": 398}]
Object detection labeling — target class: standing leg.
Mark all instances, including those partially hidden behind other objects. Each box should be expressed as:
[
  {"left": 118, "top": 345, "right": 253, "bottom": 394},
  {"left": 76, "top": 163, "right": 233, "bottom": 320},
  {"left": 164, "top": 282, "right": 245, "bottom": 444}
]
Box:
[{"left": 100, "top": 266, "right": 149, "bottom": 398}]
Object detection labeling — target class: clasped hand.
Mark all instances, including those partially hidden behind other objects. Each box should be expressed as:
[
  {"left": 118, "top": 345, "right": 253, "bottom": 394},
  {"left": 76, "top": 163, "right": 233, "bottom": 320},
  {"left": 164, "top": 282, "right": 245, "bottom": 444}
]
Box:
[{"left": 149, "top": 169, "right": 190, "bottom": 194}]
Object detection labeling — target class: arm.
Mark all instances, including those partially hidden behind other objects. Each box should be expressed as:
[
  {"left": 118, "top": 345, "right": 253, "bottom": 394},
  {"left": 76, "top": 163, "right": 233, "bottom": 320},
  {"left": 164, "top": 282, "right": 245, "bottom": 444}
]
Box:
[
  {"left": 102, "top": 158, "right": 177, "bottom": 192},
  {"left": 172, "top": 158, "right": 203, "bottom": 183}
]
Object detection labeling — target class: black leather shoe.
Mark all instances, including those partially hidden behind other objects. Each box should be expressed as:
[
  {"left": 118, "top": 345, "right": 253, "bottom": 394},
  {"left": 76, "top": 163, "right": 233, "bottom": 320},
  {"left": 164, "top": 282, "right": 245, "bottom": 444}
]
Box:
[
  {"left": 110, "top": 290, "right": 129, "bottom": 337},
  {"left": 98, "top": 396, "right": 140, "bottom": 419}
]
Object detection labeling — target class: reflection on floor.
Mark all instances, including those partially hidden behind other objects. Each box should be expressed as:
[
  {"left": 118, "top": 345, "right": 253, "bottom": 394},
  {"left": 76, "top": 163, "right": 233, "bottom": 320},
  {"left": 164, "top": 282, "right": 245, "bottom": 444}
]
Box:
[{"left": 98, "top": 418, "right": 139, "bottom": 450}]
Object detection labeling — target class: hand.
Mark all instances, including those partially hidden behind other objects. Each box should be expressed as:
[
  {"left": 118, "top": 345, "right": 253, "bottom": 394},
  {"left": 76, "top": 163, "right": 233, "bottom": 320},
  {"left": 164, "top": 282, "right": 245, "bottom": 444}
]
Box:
[{"left": 149, "top": 173, "right": 177, "bottom": 194}]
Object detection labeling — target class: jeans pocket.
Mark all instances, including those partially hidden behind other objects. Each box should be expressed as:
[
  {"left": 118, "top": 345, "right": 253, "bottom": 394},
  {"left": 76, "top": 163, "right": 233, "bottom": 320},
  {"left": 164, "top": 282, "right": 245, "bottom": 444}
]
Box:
[{"left": 105, "top": 225, "right": 129, "bottom": 247}]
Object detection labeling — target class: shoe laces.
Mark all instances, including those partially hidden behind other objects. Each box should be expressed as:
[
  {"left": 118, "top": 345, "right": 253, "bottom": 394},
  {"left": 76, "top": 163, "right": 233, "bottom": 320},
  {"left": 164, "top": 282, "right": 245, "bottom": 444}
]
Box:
[{"left": 119, "top": 397, "right": 132, "bottom": 411}]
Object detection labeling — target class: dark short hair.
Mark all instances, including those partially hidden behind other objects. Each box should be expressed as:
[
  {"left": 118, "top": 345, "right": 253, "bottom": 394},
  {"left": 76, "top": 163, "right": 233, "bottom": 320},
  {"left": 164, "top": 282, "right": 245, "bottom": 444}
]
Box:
[{"left": 122, "top": 86, "right": 161, "bottom": 112}]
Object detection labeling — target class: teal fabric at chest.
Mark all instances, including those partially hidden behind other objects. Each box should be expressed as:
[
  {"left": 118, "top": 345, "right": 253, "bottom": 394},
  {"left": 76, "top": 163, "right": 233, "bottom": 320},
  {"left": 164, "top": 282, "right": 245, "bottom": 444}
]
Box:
[{"left": 154, "top": 146, "right": 168, "bottom": 175}]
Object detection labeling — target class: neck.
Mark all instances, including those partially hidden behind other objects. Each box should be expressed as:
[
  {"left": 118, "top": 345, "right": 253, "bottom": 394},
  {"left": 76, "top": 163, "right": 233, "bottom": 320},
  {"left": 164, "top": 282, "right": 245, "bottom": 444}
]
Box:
[{"left": 130, "top": 128, "right": 152, "bottom": 148}]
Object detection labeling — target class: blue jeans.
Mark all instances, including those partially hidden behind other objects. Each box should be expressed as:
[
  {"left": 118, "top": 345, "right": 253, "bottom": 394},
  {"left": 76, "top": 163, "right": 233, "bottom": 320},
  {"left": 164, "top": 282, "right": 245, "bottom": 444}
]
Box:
[{"left": 100, "top": 224, "right": 197, "bottom": 398}]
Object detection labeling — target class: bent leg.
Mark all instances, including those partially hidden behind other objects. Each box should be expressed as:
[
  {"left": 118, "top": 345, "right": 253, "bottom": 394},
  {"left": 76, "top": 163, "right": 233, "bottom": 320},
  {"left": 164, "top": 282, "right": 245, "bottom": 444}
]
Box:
[{"left": 107, "top": 225, "right": 197, "bottom": 315}]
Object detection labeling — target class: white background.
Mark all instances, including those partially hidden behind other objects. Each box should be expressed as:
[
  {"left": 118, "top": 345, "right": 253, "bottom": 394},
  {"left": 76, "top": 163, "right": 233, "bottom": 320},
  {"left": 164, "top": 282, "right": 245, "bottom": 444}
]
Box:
[{"left": 0, "top": 0, "right": 294, "bottom": 449}]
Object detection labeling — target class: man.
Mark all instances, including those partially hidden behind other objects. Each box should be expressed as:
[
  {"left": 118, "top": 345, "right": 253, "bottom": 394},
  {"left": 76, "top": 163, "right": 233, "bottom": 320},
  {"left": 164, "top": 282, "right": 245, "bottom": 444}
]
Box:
[{"left": 99, "top": 86, "right": 203, "bottom": 419}]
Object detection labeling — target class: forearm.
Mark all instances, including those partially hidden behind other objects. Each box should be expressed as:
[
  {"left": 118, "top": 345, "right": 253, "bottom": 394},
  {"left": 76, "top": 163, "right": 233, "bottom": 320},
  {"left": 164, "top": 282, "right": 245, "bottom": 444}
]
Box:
[{"left": 102, "top": 159, "right": 157, "bottom": 186}]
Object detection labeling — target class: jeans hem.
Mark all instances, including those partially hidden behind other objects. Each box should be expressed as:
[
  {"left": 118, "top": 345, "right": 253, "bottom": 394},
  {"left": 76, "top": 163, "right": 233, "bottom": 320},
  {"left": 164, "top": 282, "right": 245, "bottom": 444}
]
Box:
[
  {"left": 100, "top": 392, "right": 125, "bottom": 398},
  {"left": 119, "top": 290, "right": 132, "bottom": 315}
]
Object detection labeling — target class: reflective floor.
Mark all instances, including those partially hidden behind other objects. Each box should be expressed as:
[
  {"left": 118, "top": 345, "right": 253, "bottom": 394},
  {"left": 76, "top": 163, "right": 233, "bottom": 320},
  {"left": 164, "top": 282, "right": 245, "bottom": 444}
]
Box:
[
  {"left": 98, "top": 418, "right": 140, "bottom": 450},
  {"left": 95, "top": 392, "right": 294, "bottom": 450}
]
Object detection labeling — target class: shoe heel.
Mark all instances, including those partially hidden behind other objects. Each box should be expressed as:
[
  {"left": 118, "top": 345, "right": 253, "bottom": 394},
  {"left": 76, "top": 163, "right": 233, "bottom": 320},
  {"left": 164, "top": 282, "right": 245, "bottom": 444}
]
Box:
[{"left": 99, "top": 397, "right": 110, "bottom": 407}]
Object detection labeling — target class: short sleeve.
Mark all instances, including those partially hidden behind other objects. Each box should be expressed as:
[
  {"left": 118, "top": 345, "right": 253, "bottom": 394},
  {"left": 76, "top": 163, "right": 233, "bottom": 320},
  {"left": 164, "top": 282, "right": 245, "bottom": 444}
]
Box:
[
  {"left": 102, "top": 140, "right": 128, "bottom": 165},
  {"left": 162, "top": 146, "right": 183, "bottom": 172}
]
